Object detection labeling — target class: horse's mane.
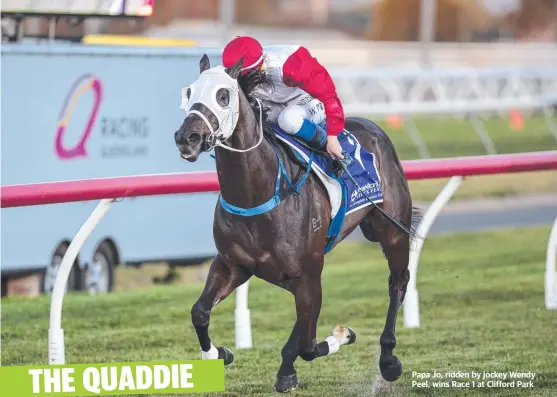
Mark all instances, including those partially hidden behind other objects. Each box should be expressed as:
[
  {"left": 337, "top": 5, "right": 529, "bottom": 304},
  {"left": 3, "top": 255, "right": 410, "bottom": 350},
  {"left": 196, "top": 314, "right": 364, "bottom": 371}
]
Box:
[
  {"left": 234, "top": 67, "right": 305, "bottom": 168},
  {"left": 236, "top": 68, "right": 277, "bottom": 143}
]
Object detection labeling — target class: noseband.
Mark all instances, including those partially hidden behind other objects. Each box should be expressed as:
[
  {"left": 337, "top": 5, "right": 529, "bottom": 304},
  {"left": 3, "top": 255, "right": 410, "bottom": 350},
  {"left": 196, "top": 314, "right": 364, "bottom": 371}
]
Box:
[{"left": 193, "top": 98, "right": 264, "bottom": 154}]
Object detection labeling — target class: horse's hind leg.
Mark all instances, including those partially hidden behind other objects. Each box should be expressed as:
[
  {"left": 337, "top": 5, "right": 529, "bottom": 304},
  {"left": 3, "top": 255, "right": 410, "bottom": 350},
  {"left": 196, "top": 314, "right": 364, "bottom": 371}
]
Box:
[
  {"left": 191, "top": 254, "right": 251, "bottom": 365},
  {"left": 377, "top": 223, "right": 411, "bottom": 382},
  {"left": 274, "top": 272, "right": 356, "bottom": 393}
]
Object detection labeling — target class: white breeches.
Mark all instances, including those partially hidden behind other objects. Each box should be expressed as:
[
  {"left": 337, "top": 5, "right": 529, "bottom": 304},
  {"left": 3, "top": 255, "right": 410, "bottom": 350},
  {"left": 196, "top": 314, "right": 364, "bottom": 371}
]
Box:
[{"left": 275, "top": 94, "right": 326, "bottom": 135}]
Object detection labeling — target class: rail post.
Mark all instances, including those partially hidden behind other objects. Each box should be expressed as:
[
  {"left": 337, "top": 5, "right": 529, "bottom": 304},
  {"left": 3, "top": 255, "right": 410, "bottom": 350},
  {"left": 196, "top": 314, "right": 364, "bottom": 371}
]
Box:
[
  {"left": 403, "top": 176, "right": 464, "bottom": 328},
  {"left": 403, "top": 116, "right": 431, "bottom": 159},
  {"left": 48, "top": 198, "right": 116, "bottom": 364},
  {"left": 543, "top": 106, "right": 557, "bottom": 145},
  {"left": 470, "top": 115, "right": 498, "bottom": 155},
  {"left": 234, "top": 280, "right": 253, "bottom": 349},
  {"left": 545, "top": 215, "right": 557, "bottom": 309}
]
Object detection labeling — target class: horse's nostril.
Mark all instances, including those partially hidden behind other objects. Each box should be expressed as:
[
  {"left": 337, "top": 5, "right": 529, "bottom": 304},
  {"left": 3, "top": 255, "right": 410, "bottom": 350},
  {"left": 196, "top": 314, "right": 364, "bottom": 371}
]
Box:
[
  {"left": 188, "top": 133, "right": 201, "bottom": 145},
  {"left": 175, "top": 130, "right": 187, "bottom": 144}
]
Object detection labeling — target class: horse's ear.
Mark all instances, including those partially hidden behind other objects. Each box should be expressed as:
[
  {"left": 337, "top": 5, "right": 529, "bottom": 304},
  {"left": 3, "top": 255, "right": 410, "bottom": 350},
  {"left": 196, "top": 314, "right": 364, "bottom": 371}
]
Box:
[
  {"left": 200, "top": 54, "right": 210, "bottom": 74},
  {"left": 226, "top": 56, "right": 244, "bottom": 80}
]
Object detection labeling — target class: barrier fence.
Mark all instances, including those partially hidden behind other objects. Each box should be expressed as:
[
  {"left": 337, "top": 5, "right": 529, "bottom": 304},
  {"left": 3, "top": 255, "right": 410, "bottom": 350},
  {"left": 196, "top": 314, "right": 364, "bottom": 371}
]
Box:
[{"left": 2, "top": 151, "right": 557, "bottom": 365}]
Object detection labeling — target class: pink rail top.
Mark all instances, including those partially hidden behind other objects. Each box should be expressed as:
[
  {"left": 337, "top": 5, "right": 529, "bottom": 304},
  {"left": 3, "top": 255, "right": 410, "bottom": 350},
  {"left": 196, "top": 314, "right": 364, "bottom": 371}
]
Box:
[{"left": 1, "top": 151, "right": 557, "bottom": 208}]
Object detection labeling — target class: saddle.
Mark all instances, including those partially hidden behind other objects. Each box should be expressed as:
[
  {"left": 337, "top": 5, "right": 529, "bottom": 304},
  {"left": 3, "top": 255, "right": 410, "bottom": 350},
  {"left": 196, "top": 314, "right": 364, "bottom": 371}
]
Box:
[{"left": 267, "top": 126, "right": 348, "bottom": 179}]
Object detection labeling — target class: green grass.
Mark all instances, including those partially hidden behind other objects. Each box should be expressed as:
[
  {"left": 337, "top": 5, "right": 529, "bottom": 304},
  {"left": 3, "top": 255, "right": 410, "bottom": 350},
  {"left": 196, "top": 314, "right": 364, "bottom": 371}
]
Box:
[
  {"left": 372, "top": 115, "right": 557, "bottom": 161},
  {"left": 368, "top": 115, "right": 557, "bottom": 201},
  {"left": 2, "top": 226, "right": 557, "bottom": 396}
]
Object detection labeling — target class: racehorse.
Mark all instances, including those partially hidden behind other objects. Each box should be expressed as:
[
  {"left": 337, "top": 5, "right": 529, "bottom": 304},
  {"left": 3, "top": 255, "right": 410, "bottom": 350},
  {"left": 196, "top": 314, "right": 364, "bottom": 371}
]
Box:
[{"left": 174, "top": 54, "right": 423, "bottom": 393}]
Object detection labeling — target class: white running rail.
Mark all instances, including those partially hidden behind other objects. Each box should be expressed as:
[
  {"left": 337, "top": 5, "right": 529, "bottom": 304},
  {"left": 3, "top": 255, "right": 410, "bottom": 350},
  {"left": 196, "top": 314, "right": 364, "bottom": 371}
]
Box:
[{"left": 545, "top": 216, "right": 557, "bottom": 310}]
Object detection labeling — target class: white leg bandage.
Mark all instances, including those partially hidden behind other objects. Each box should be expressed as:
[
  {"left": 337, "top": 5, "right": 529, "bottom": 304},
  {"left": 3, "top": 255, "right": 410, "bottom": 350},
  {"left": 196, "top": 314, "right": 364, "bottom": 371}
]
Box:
[
  {"left": 325, "top": 336, "right": 340, "bottom": 356},
  {"left": 201, "top": 343, "right": 219, "bottom": 360}
]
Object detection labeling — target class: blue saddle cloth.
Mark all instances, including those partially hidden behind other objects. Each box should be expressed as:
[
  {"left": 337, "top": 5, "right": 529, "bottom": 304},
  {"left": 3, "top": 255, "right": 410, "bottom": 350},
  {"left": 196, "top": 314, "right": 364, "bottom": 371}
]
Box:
[{"left": 271, "top": 125, "right": 383, "bottom": 253}]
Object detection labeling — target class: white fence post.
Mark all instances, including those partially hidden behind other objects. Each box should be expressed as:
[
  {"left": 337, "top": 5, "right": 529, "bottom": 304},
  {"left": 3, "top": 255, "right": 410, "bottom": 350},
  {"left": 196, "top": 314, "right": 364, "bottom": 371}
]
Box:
[
  {"left": 543, "top": 106, "right": 557, "bottom": 145},
  {"left": 49, "top": 198, "right": 115, "bottom": 364},
  {"left": 404, "top": 176, "right": 464, "bottom": 328},
  {"left": 470, "top": 115, "right": 498, "bottom": 155},
  {"left": 234, "top": 280, "right": 252, "bottom": 349},
  {"left": 545, "top": 215, "right": 557, "bottom": 309},
  {"left": 403, "top": 116, "right": 431, "bottom": 159}
]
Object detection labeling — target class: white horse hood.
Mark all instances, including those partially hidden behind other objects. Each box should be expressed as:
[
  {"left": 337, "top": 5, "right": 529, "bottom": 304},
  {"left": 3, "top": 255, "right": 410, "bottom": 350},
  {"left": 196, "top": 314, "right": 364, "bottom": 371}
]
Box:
[{"left": 179, "top": 65, "right": 240, "bottom": 140}]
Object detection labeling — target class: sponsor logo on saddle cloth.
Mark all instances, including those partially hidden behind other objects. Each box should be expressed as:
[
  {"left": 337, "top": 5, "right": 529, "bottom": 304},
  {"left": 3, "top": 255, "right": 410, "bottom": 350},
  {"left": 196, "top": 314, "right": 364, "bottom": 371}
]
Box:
[
  {"left": 342, "top": 134, "right": 383, "bottom": 214},
  {"left": 179, "top": 65, "right": 240, "bottom": 140},
  {"left": 351, "top": 182, "right": 379, "bottom": 202}
]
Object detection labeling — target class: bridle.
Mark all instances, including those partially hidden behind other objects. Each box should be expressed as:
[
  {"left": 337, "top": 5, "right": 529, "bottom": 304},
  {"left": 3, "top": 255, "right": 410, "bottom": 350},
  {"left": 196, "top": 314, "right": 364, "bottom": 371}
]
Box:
[{"left": 193, "top": 97, "right": 265, "bottom": 154}]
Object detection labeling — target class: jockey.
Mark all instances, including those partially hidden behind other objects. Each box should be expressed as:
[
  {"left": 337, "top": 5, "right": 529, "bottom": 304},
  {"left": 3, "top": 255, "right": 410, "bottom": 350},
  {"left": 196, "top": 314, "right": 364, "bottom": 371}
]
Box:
[{"left": 222, "top": 36, "right": 345, "bottom": 159}]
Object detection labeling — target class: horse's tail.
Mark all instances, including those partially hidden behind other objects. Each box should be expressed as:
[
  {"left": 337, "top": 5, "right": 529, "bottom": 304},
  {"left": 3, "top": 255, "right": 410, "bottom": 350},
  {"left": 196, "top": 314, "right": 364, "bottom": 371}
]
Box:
[
  {"left": 379, "top": 205, "right": 426, "bottom": 254},
  {"left": 410, "top": 206, "right": 424, "bottom": 240},
  {"left": 376, "top": 204, "right": 425, "bottom": 242}
]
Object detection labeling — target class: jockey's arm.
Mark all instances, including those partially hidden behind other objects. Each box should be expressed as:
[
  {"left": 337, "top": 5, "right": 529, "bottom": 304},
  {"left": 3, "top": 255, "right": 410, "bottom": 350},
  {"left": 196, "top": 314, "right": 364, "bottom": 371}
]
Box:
[{"left": 281, "top": 46, "right": 345, "bottom": 137}]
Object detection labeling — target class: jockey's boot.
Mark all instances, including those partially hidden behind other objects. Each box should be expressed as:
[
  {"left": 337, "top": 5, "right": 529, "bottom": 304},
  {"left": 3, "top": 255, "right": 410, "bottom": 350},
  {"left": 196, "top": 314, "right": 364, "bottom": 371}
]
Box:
[{"left": 293, "top": 119, "right": 327, "bottom": 150}]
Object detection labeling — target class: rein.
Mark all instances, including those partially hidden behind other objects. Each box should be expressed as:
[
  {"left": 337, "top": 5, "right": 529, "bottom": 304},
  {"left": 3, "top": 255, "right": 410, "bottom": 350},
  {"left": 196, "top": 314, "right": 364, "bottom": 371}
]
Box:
[
  {"left": 202, "top": 98, "right": 264, "bottom": 154},
  {"left": 216, "top": 98, "right": 315, "bottom": 217}
]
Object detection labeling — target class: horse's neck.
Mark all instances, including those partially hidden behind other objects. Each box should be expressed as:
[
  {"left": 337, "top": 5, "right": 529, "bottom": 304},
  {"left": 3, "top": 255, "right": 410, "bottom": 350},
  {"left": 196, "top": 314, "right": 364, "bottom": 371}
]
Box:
[{"left": 215, "top": 101, "right": 278, "bottom": 209}]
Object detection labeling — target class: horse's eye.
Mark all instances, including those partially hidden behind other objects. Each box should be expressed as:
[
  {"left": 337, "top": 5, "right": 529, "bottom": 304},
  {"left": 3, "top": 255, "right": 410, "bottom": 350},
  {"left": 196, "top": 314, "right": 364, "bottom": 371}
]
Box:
[
  {"left": 216, "top": 88, "right": 230, "bottom": 107},
  {"left": 187, "top": 88, "right": 191, "bottom": 99}
]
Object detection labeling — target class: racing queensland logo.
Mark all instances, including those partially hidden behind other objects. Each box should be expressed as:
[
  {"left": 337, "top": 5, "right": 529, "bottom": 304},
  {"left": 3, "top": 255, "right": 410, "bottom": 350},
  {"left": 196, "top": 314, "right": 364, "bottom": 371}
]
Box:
[
  {"left": 55, "top": 74, "right": 150, "bottom": 160},
  {"left": 56, "top": 74, "right": 102, "bottom": 159}
]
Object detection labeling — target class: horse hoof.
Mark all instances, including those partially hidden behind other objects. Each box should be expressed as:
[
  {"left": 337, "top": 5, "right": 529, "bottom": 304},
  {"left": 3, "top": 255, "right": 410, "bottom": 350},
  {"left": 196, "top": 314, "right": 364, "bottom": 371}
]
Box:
[
  {"left": 275, "top": 373, "right": 298, "bottom": 393},
  {"left": 332, "top": 325, "right": 356, "bottom": 345},
  {"left": 345, "top": 327, "right": 356, "bottom": 345},
  {"left": 217, "top": 346, "right": 234, "bottom": 366},
  {"left": 379, "top": 355, "right": 402, "bottom": 382}
]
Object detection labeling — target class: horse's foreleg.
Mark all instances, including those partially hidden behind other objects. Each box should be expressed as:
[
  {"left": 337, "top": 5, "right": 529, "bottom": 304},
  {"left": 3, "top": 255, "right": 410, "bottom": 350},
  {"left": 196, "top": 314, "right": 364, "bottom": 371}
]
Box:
[
  {"left": 191, "top": 254, "right": 250, "bottom": 365},
  {"left": 274, "top": 322, "right": 300, "bottom": 392},
  {"left": 275, "top": 274, "right": 355, "bottom": 393},
  {"left": 296, "top": 275, "right": 328, "bottom": 362},
  {"left": 378, "top": 232, "right": 410, "bottom": 382},
  {"left": 275, "top": 276, "right": 323, "bottom": 393}
]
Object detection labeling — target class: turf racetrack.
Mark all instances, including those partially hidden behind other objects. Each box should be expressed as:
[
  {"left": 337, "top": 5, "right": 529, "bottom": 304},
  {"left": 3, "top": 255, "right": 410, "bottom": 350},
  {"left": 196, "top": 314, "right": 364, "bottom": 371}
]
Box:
[
  {"left": 373, "top": 115, "right": 557, "bottom": 160},
  {"left": 2, "top": 226, "right": 556, "bottom": 396}
]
